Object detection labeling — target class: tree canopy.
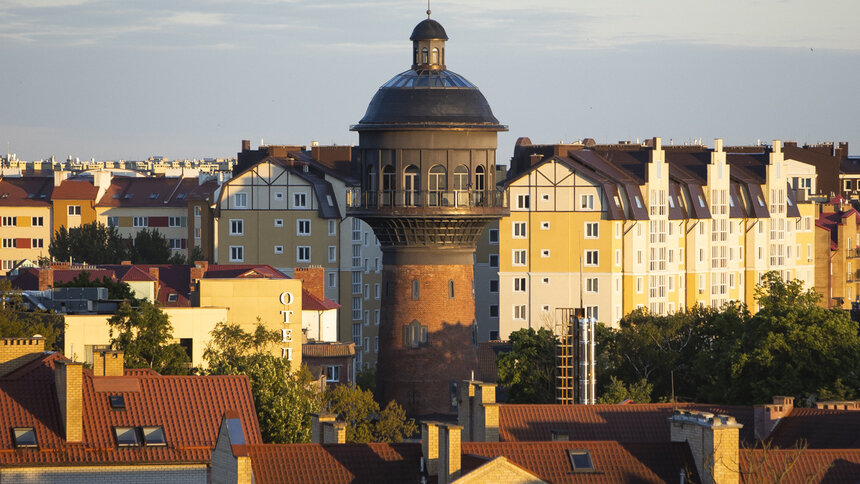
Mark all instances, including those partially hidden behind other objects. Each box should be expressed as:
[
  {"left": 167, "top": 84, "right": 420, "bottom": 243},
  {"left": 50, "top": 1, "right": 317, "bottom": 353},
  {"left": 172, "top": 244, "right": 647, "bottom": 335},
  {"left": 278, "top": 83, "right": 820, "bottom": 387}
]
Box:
[
  {"left": 598, "top": 272, "right": 860, "bottom": 405},
  {"left": 49, "top": 222, "right": 185, "bottom": 265},
  {"left": 325, "top": 384, "right": 416, "bottom": 443},
  {"left": 108, "top": 300, "right": 190, "bottom": 375},
  {"left": 54, "top": 271, "right": 138, "bottom": 301},
  {"left": 497, "top": 327, "right": 558, "bottom": 404},
  {"left": 0, "top": 279, "right": 64, "bottom": 351}
]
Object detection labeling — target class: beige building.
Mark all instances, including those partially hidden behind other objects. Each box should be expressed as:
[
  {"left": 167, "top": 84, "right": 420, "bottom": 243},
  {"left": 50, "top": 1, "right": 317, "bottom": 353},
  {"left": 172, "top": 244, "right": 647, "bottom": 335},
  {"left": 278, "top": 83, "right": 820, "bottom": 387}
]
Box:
[{"left": 0, "top": 177, "right": 53, "bottom": 274}]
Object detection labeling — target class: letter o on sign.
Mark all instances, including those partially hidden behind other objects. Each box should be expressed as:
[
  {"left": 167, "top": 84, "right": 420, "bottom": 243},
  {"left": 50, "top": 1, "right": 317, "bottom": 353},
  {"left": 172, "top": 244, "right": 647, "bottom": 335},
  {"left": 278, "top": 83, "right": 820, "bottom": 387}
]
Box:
[{"left": 279, "top": 292, "right": 293, "bottom": 305}]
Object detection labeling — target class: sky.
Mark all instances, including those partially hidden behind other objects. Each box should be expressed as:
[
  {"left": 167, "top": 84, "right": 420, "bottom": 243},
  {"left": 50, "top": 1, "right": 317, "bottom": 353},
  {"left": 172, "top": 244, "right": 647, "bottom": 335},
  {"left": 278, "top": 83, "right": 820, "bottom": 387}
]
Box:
[{"left": 1, "top": 0, "right": 859, "bottom": 162}]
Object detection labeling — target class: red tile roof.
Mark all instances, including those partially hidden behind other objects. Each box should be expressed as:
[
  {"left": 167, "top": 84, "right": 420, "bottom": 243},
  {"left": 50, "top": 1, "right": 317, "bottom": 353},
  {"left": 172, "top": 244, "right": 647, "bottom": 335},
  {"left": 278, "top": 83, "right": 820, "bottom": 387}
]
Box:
[
  {"left": 301, "top": 288, "right": 340, "bottom": 311},
  {"left": 0, "top": 352, "right": 261, "bottom": 467},
  {"left": 768, "top": 408, "right": 860, "bottom": 449},
  {"left": 740, "top": 448, "right": 860, "bottom": 483},
  {"left": 499, "top": 403, "right": 755, "bottom": 444},
  {"left": 0, "top": 177, "right": 53, "bottom": 207},
  {"left": 461, "top": 441, "right": 699, "bottom": 483},
  {"left": 51, "top": 180, "right": 98, "bottom": 200},
  {"left": 244, "top": 442, "right": 423, "bottom": 484},
  {"left": 96, "top": 177, "right": 218, "bottom": 207}
]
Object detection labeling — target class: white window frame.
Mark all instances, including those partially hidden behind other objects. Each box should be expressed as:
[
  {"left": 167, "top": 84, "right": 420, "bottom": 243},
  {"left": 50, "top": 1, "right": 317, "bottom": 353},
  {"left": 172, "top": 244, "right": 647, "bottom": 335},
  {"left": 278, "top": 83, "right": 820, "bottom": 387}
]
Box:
[
  {"left": 513, "top": 304, "right": 527, "bottom": 320},
  {"left": 584, "top": 250, "right": 599, "bottom": 267},
  {"left": 297, "top": 246, "right": 311, "bottom": 262},
  {"left": 328, "top": 219, "right": 337, "bottom": 236},
  {"left": 233, "top": 192, "right": 247, "bottom": 208},
  {"left": 229, "top": 245, "right": 244, "bottom": 262},
  {"left": 585, "top": 222, "right": 599, "bottom": 238},
  {"left": 168, "top": 216, "right": 182, "bottom": 228},
  {"left": 297, "top": 219, "right": 311, "bottom": 236},
  {"left": 274, "top": 218, "right": 284, "bottom": 227},
  {"left": 580, "top": 194, "right": 594, "bottom": 210},
  {"left": 230, "top": 219, "right": 244, "bottom": 236},
  {"left": 512, "top": 221, "right": 527, "bottom": 239},
  {"left": 274, "top": 245, "right": 284, "bottom": 254},
  {"left": 328, "top": 246, "right": 337, "bottom": 262},
  {"left": 586, "top": 277, "right": 598, "bottom": 293},
  {"left": 516, "top": 194, "right": 530, "bottom": 210},
  {"left": 513, "top": 277, "right": 527, "bottom": 292},
  {"left": 513, "top": 250, "right": 527, "bottom": 267},
  {"left": 133, "top": 216, "right": 148, "bottom": 228},
  {"left": 293, "top": 192, "right": 308, "bottom": 208}
]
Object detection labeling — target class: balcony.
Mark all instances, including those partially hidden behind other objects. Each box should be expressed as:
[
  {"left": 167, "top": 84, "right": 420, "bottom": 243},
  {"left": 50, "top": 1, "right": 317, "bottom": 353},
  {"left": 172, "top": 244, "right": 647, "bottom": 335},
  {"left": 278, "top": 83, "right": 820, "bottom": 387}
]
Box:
[{"left": 347, "top": 189, "right": 508, "bottom": 216}]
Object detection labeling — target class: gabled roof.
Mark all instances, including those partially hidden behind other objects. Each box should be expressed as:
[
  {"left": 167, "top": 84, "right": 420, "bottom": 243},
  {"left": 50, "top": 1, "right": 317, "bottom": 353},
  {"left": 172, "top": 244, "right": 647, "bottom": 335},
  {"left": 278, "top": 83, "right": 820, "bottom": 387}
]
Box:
[
  {"left": 0, "top": 177, "right": 53, "bottom": 207},
  {"left": 0, "top": 353, "right": 261, "bottom": 467},
  {"left": 244, "top": 442, "right": 423, "bottom": 484},
  {"left": 461, "top": 441, "right": 699, "bottom": 484},
  {"left": 767, "top": 408, "right": 860, "bottom": 449},
  {"left": 51, "top": 179, "right": 98, "bottom": 200},
  {"left": 499, "top": 403, "right": 756, "bottom": 445},
  {"left": 301, "top": 288, "right": 340, "bottom": 311},
  {"left": 97, "top": 177, "right": 218, "bottom": 208}
]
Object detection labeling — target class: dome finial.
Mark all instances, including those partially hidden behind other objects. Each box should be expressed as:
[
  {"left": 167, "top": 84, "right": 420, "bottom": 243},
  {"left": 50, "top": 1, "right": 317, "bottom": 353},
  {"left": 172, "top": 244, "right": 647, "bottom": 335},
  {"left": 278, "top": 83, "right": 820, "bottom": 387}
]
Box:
[{"left": 426, "top": 0, "right": 431, "bottom": 18}]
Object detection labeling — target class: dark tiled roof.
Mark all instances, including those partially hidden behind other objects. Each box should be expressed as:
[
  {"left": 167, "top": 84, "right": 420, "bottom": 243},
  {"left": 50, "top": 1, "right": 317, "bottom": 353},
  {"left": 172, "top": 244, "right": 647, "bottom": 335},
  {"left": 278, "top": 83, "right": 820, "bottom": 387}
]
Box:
[
  {"left": 97, "top": 177, "right": 218, "bottom": 207},
  {"left": 0, "top": 177, "right": 53, "bottom": 206},
  {"left": 476, "top": 341, "right": 510, "bottom": 384},
  {"left": 768, "top": 408, "right": 860, "bottom": 449},
  {"left": 0, "top": 353, "right": 261, "bottom": 466},
  {"left": 302, "top": 342, "right": 355, "bottom": 358},
  {"left": 461, "top": 441, "right": 699, "bottom": 484},
  {"left": 245, "top": 442, "right": 423, "bottom": 484},
  {"left": 499, "top": 403, "right": 755, "bottom": 444},
  {"left": 201, "top": 264, "right": 287, "bottom": 280},
  {"left": 740, "top": 448, "right": 860, "bottom": 483},
  {"left": 51, "top": 180, "right": 98, "bottom": 200}
]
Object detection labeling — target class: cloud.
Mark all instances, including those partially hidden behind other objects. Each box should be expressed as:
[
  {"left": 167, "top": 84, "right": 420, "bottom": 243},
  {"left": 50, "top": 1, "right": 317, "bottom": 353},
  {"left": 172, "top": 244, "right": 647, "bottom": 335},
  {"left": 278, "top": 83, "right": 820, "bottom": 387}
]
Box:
[
  {"left": 164, "top": 11, "right": 224, "bottom": 27},
  {"left": 0, "top": 0, "right": 97, "bottom": 7}
]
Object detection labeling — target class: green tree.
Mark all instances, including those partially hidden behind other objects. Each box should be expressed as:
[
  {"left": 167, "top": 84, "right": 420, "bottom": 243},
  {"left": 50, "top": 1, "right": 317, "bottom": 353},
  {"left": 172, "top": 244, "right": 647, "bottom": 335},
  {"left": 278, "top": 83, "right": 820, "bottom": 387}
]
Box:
[
  {"left": 0, "top": 280, "right": 64, "bottom": 351},
  {"left": 54, "top": 271, "right": 138, "bottom": 301},
  {"left": 108, "top": 300, "right": 189, "bottom": 375},
  {"left": 189, "top": 245, "right": 207, "bottom": 264},
  {"left": 130, "top": 228, "right": 175, "bottom": 264},
  {"left": 597, "top": 376, "right": 653, "bottom": 404},
  {"left": 50, "top": 222, "right": 127, "bottom": 264},
  {"left": 356, "top": 366, "right": 377, "bottom": 395},
  {"left": 497, "top": 328, "right": 558, "bottom": 403},
  {"left": 204, "top": 322, "right": 323, "bottom": 443},
  {"left": 325, "top": 384, "right": 417, "bottom": 443}
]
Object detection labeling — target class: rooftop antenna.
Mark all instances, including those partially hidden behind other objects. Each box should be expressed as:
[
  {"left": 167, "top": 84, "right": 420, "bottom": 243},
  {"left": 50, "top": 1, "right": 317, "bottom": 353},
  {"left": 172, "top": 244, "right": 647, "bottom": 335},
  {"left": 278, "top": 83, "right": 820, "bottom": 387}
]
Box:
[{"left": 427, "top": 0, "right": 431, "bottom": 18}]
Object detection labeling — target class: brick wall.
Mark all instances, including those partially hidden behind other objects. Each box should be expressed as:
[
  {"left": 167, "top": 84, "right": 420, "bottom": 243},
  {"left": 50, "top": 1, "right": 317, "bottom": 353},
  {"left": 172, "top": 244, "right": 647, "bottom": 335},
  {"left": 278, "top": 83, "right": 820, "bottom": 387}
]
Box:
[
  {"left": 54, "top": 360, "right": 83, "bottom": 442},
  {"left": 294, "top": 266, "right": 325, "bottom": 300},
  {"left": 0, "top": 337, "right": 45, "bottom": 376},
  {"left": 377, "top": 264, "right": 479, "bottom": 416},
  {"left": 670, "top": 411, "right": 741, "bottom": 484},
  {"left": 92, "top": 350, "right": 124, "bottom": 376}
]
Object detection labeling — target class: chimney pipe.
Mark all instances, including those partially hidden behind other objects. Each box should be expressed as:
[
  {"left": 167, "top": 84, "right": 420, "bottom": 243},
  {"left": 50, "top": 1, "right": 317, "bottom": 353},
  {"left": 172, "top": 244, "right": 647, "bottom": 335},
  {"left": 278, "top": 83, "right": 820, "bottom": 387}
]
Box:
[{"left": 55, "top": 360, "right": 84, "bottom": 442}]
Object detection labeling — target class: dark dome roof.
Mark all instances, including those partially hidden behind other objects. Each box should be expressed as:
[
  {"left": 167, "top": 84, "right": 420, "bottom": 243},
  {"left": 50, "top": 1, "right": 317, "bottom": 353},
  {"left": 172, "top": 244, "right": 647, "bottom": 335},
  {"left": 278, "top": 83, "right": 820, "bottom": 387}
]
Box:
[
  {"left": 354, "top": 70, "right": 503, "bottom": 129},
  {"left": 410, "top": 19, "right": 448, "bottom": 41}
]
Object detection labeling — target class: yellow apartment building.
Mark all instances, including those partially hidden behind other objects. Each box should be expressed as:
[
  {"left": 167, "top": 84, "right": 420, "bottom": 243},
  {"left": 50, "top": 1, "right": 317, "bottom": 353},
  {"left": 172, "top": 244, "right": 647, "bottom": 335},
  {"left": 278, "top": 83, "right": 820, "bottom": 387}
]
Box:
[
  {"left": 0, "top": 177, "right": 53, "bottom": 274},
  {"left": 814, "top": 198, "right": 860, "bottom": 309},
  {"left": 493, "top": 138, "right": 818, "bottom": 339}
]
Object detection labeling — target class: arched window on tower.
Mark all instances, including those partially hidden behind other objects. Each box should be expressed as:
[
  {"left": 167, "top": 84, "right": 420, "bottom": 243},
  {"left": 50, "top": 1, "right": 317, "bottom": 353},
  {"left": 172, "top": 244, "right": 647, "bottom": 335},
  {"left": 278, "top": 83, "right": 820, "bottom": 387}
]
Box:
[
  {"left": 412, "top": 278, "right": 420, "bottom": 299},
  {"left": 453, "top": 165, "right": 469, "bottom": 206},
  {"left": 475, "top": 165, "right": 486, "bottom": 205},
  {"left": 422, "top": 47, "right": 429, "bottom": 64},
  {"left": 448, "top": 279, "right": 455, "bottom": 298},
  {"left": 404, "top": 165, "right": 419, "bottom": 206},
  {"left": 429, "top": 164, "right": 447, "bottom": 206},
  {"left": 414, "top": 46, "right": 419, "bottom": 65},
  {"left": 431, "top": 48, "right": 439, "bottom": 65},
  {"left": 404, "top": 320, "right": 428, "bottom": 348},
  {"left": 367, "top": 164, "right": 377, "bottom": 192},
  {"left": 382, "top": 165, "right": 395, "bottom": 206}
]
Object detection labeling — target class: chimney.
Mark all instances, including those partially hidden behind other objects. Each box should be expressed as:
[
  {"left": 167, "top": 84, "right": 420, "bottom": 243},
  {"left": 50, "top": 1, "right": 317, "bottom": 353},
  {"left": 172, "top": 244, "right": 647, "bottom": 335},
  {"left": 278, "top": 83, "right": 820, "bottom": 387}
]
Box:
[
  {"left": 473, "top": 383, "right": 499, "bottom": 442},
  {"left": 92, "top": 350, "right": 124, "bottom": 376},
  {"left": 0, "top": 336, "right": 45, "bottom": 376},
  {"left": 189, "top": 263, "right": 206, "bottom": 292},
  {"left": 714, "top": 138, "right": 724, "bottom": 153},
  {"left": 53, "top": 170, "right": 69, "bottom": 187},
  {"left": 322, "top": 421, "right": 346, "bottom": 444},
  {"left": 310, "top": 412, "right": 336, "bottom": 444},
  {"left": 241, "top": 139, "right": 251, "bottom": 152},
  {"left": 529, "top": 153, "right": 543, "bottom": 166},
  {"left": 55, "top": 360, "right": 84, "bottom": 442},
  {"left": 211, "top": 411, "right": 253, "bottom": 484},
  {"left": 421, "top": 421, "right": 439, "bottom": 476},
  {"left": 438, "top": 424, "right": 462, "bottom": 484},
  {"left": 294, "top": 266, "right": 326, "bottom": 301},
  {"left": 753, "top": 396, "right": 794, "bottom": 440},
  {"left": 38, "top": 268, "right": 54, "bottom": 291},
  {"left": 148, "top": 267, "right": 160, "bottom": 295},
  {"left": 121, "top": 260, "right": 132, "bottom": 265},
  {"left": 653, "top": 136, "right": 662, "bottom": 151},
  {"left": 670, "top": 410, "right": 742, "bottom": 484},
  {"left": 458, "top": 379, "right": 476, "bottom": 442}
]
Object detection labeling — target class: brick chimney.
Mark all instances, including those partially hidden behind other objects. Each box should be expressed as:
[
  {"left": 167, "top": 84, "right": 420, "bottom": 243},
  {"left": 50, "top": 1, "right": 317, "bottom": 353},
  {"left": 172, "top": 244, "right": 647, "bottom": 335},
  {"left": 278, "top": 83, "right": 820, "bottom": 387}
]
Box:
[
  {"left": 294, "top": 266, "right": 326, "bottom": 301},
  {"left": 55, "top": 360, "right": 84, "bottom": 442},
  {"left": 421, "top": 421, "right": 439, "bottom": 477},
  {"left": 0, "top": 336, "right": 45, "bottom": 376},
  {"left": 38, "top": 268, "right": 54, "bottom": 291},
  {"left": 458, "top": 380, "right": 499, "bottom": 443},
  {"left": 189, "top": 262, "right": 206, "bottom": 293},
  {"left": 438, "top": 424, "right": 462, "bottom": 484},
  {"left": 670, "top": 410, "right": 742, "bottom": 484},
  {"left": 310, "top": 412, "right": 337, "bottom": 444},
  {"left": 753, "top": 395, "right": 794, "bottom": 440},
  {"left": 322, "top": 421, "right": 346, "bottom": 444},
  {"left": 92, "top": 350, "right": 124, "bottom": 376}
]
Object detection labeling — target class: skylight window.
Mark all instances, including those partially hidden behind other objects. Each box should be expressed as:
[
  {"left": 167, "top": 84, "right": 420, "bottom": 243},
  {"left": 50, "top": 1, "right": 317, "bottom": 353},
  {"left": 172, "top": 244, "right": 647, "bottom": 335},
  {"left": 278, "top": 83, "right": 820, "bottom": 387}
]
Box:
[
  {"left": 12, "top": 427, "right": 37, "bottom": 448},
  {"left": 149, "top": 193, "right": 159, "bottom": 199},
  {"left": 109, "top": 395, "right": 125, "bottom": 409},
  {"left": 114, "top": 427, "right": 140, "bottom": 447},
  {"left": 167, "top": 294, "right": 178, "bottom": 302},
  {"left": 176, "top": 193, "right": 186, "bottom": 199},
  {"left": 567, "top": 449, "right": 595, "bottom": 472},
  {"left": 142, "top": 426, "right": 167, "bottom": 446},
  {"left": 124, "top": 193, "right": 133, "bottom": 199}
]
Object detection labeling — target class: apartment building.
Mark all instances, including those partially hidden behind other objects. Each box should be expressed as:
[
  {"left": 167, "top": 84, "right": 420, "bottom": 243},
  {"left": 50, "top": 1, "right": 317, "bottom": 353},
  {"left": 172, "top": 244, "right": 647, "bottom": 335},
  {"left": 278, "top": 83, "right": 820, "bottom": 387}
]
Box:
[
  {"left": 97, "top": 176, "right": 218, "bottom": 262},
  {"left": 815, "top": 197, "right": 860, "bottom": 309},
  {"left": 0, "top": 177, "right": 53, "bottom": 274},
  {"left": 221, "top": 142, "right": 383, "bottom": 371},
  {"left": 494, "top": 138, "right": 817, "bottom": 339}
]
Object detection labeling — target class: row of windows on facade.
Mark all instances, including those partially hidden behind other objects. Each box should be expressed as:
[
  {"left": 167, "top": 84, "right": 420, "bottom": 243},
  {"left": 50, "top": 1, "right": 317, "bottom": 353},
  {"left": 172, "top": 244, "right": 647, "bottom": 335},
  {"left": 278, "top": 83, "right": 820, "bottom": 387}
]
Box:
[
  {"left": 512, "top": 193, "right": 596, "bottom": 211},
  {"left": 228, "top": 245, "right": 311, "bottom": 263},
  {"left": 228, "top": 218, "right": 335, "bottom": 237},
  {"left": 230, "top": 191, "right": 327, "bottom": 209},
  {"left": 2, "top": 239, "right": 45, "bottom": 249},
  {"left": 365, "top": 164, "right": 487, "bottom": 192},
  {"left": 10, "top": 424, "right": 167, "bottom": 449},
  {"left": 0, "top": 216, "right": 45, "bottom": 226},
  {"left": 351, "top": 324, "right": 380, "bottom": 354}
]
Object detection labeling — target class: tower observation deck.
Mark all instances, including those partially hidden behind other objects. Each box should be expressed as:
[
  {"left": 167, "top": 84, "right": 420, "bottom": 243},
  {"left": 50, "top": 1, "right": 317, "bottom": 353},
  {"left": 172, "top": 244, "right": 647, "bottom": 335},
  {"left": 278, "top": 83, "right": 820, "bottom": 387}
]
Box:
[{"left": 349, "top": 15, "right": 509, "bottom": 416}]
